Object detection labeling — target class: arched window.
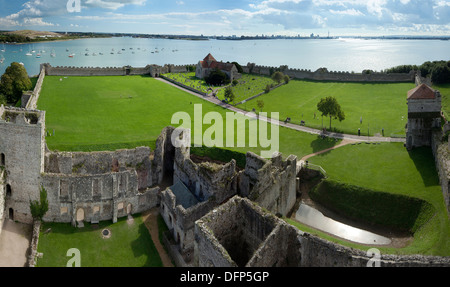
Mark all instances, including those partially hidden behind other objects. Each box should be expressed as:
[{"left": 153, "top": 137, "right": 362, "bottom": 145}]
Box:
[
  {"left": 0, "top": 153, "right": 5, "bottom": 166},
  {"left": 6, "top": 184, "right": 11, "bottom": 197}
]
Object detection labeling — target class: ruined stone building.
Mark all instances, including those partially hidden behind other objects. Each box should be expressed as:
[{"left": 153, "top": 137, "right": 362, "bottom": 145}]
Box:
[
  {"left": 406, "top": 83, "right": 442, "bottom": 150},
  {"left": 195, "top": 53, "right": 241, "bottom": 81}
]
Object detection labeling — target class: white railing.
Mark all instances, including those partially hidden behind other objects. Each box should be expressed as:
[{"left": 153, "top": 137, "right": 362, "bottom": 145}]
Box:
[{"left": 304, "top": 162, "right": 328, "bottom": 178}]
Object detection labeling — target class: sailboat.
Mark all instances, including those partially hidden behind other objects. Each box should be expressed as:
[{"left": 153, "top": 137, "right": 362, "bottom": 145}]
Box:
[
  {"left": 0, "top": 44, "right": 5, "bottom": 52},
  {"left": 26, "top": 50, "right": 33, "bottom": 56},
  {"left": 0, "top": 56, "right": 5, "bottom": 64},
  {"left": 50, "top": 50, "right": 56, "bottom": 57}
]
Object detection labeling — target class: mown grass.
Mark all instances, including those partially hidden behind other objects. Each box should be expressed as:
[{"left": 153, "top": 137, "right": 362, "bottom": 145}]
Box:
[
  {"left": 36, "top": 214, "right": 163, "bottom": 267},
  {"left": 237, "top": 79, "right": 415, "bottom": 137},
  {"left": 436, "top": 83, "right": 450, "bottom": 120},
  {"left": 306, "top": 143, "right": 450, "bottom": 256},
  {"left": 37, "top": 75, "right": 340, "bottom": 160}
]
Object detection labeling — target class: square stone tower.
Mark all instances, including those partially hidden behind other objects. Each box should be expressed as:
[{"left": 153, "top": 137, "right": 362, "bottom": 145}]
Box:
[
  {"left": 406, "top": 84, "right": 442, "bottom": 150},
  {"left": 0, "top": 106, "right": 46, "bottom": 224}
]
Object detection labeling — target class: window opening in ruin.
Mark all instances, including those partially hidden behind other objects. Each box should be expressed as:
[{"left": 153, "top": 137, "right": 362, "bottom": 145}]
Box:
[
  {"left": 9, "top": 208, "right": 14, "bottom": 220},
  {"left": 0, "top": 153, "right": 5, "bottom": 166},
  {"left": 6, "top": 184, "right": 11, "bottom": 196}
]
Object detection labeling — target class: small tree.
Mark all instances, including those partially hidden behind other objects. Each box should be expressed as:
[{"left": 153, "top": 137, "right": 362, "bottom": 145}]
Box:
[
  {"left": 30, "top": 185, "right": 49, "bottom": 222},
  {"left": 257, "top": 99, "right": 264, "bottom": 112},
  {"left": 0, "top": 62, "right": 32, "bottom": 104},
  {"left": 271, "top": 71, "right": 284, "bottom": 84},
  {"left": 317, "top": 96, "right": 345, "bottom": 130},
  {"left": 224, "top": 86, "right": 235, "bottom": 104},
  {"left": 283, "top": 75, "right": 290, "bottom": 84}
]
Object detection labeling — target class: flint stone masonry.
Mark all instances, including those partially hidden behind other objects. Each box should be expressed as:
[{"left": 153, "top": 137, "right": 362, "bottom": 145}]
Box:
[
  {"left": 195, "top": 196, "right": 450, "bottom": 267},
  {"left": 160, "top": 127, "right": 239, "bottom": 263},
  {"left": 42, "top": 146, "right": 157, "bottom": 225},
  {"left": 239, "top": 152, "right": 297, "bottom": 216},
  {"left": 0, "top": 170, "right": 5, "bottom": 236},
  {"left": 0, "top": 106, "right": 46, "bottom": 224}
]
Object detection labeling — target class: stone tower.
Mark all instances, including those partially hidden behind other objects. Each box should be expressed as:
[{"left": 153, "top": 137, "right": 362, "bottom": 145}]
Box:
[
  {"left": 406, "top": 84, "right": 442, "bottom": 150},
  {"left": 0, "top": 105, "right": 46, "bottom": 224}
]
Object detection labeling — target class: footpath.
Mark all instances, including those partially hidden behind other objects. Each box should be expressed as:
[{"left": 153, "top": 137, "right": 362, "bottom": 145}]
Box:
[{"left": 156, "top": 77, "right": 406, "bottom": 144}]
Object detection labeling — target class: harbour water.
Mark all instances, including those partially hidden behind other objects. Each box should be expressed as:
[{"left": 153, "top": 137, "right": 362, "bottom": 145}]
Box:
[{"left": 0, "top": 37, "right": 449, "bottom": 76}]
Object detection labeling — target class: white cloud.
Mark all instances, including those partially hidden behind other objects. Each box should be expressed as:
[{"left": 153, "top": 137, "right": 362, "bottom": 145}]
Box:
[{"left": 84, "top": 0, "right": 147, "bottom": 10}]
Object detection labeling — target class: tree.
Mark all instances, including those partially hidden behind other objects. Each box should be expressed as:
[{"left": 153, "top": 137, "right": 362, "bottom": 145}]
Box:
[
  {"left": 317, "top": 96, "right": 345, "bottom": 130},
  {"left": 271, "top": 71, "right": 284, "bottom": 84},
  {"left": 283, "top": 75, "right": 290, "bottom": 84},
  {"left": 257, "top": 99, "right": 264, "bottom": 112},
  {"left": 30, "top": 185, "right": 49, "bottom": 222},
  {"left": 0, "top": 62, "right": 32, "bottom": 104},
  {"left": 205, "top": 68, "right": 230, "bottom": 86},
  {"left": 0, "top": 93, "right": 6, "bottom": 106},
  {"left": 224, "top": 86, "right": 235, "bottom": 104}
]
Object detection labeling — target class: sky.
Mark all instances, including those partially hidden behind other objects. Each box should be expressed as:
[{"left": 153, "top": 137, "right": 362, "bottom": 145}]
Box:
[{"left": 0, "top": 0, "right": 449, "bottom": 36}]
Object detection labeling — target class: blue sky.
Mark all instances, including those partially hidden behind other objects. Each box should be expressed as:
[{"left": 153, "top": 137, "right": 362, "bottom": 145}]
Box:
[{"left": 0, "top": 0, "right": 449, "bottom": 36}]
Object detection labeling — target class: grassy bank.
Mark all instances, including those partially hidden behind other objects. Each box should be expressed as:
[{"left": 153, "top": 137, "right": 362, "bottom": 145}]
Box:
[{"left": 306, "top": 142, "right": 449, "bottom": 256}]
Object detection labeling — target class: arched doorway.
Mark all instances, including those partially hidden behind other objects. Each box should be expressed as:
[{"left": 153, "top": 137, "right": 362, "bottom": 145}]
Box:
[{"left": 126, "top": 203, "right": 132, "bottom": 215}]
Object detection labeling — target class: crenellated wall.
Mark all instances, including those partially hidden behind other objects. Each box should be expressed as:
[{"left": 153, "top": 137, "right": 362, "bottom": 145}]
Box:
[{"left": 243, "top": 63, "right": 415, "bottom": 83}]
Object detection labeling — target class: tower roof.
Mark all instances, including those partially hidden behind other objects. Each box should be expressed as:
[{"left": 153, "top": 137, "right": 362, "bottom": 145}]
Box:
[
  {"left": 203, "top": 53, "right": 216, "bottom": 62},
  {"left": 407, "top": 84, "right": 436, "bottom": 100}
]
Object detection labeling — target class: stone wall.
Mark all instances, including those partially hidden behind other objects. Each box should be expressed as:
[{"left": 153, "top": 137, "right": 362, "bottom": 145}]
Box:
[
  {"left": 0, "top": 107, "right": 46, "bottom": 224},
  {"left": 239, "top": 152, "right": 297, "bottom": 216},
  {"left": 195, "top": 196, "right": 450, "bottom": 267},
  {"left": 41, "top": 147, "right": 158, "bottom": 225},
  {"left": 24, "top": 67, "right": 46, "bottom": 110},
  {"left": 431, "top": 131, "right": 450, "bottom": 216},
  {"left": 243, "top": 63, "right": 415, "bottom": 83},
  {"left": 27, "top": 220, "right": 41, "bottom": 267},
  {"left": 0, "top": 170, "right": 5, "bottom": 236},
  {"left": 42, "top": 63, "right": 152, "bottom": 77}
]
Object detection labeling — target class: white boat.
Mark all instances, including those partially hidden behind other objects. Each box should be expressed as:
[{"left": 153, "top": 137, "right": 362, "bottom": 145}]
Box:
[
  {"left": 26, "top": 52, "right": 32, "bottom": 56},
  {"left": 0, "top": 57, "right": 4, "bottom": 64},
  {"left": 92, "top": 53, "right": 97, "bottom": 56},
  {"left": 50, "top": 50, "right": 56, "bottom": 57}
]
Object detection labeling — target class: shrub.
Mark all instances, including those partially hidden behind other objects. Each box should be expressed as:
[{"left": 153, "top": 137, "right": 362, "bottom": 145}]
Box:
[{"left": 205, "top": 68, "right": 230, "bottom": 86}]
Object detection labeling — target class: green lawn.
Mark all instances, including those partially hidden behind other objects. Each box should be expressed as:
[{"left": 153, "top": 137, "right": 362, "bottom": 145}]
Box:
[
  {"left": 237, "top": 80, "right": 415, "bottom": 137},
  {"left": 162, "top": 72, "right": 279, "bottom": 104},
  {"left": 306, "top": 142, "right": 450, "bottom": 256},
  {"left": 36, "top": 214, "right": 163, "bottom": 267},
  {"left": 37, "top": 75, "right": 340, "bottom": 160}
]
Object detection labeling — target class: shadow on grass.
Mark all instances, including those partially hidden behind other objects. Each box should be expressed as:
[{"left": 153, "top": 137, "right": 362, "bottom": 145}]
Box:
[
  {"left": 130, "top": 222, "right": 163, "bottom": 267},
  {"left": 408, "top": 146, "right": 440, "bottom": 187},
  {"left": 310, "top": 135, "right": 342, "bottom": 154}
]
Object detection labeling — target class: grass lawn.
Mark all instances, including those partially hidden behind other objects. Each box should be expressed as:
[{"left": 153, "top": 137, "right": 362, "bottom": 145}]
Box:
[
  {"left": 435, "top": 83, "right": 450, "bottom": 120},
  {"left": 306, "top": 142, "right": 450, "bottom": 256},
  {"left": 37, "top": 75, "right": 340, "bottom": 160},
  {"left": 237, "top": 80, "right": 415, "bottom": 137},
  {"left": 162, "top": 72, "right": 279, "bottom": 104},
  {"left": 36, "top": 214, "right": 163, "bottom": 267}
]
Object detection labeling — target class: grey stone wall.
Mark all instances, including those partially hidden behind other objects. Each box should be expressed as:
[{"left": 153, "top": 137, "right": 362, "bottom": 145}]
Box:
[
  {"left": 431, "top": 131, "right": 450, "bottom": 216},
  {"left": 42, "top": 63, "right": 152, "bottom": 77},
  {"left": 239, "top": 152, "right": 297, "bottom": 216},
  {"left": 195, "top": 196, "right": 450, "bottom": 267},
  {"left": 0, "top": 107, "right": 45, "bottom": 224},
  {"left": 243, "top": 63, "right": 415, "bottom": 83},
  {"left": 0, "top": 170, "right": 5, "bottom": 236},
  {"left": 25, "top": 67, "right": 46, "bottom": 110}
]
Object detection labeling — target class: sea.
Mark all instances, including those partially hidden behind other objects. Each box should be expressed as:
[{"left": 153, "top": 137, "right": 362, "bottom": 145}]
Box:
[{"left": 0, "top": 37, "right": 449, "bottom": 76}]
